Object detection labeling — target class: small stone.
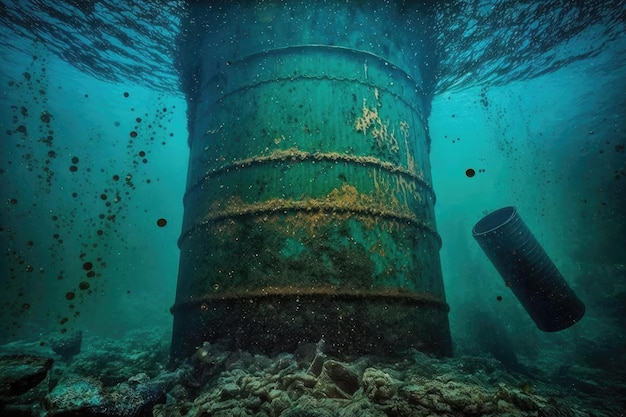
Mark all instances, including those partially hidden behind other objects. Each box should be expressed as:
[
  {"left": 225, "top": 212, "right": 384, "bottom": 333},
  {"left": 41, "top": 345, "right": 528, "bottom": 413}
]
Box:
[
  {"left": 49, "top": 330, "right": 82, "bottom": 361},
  {"left": 220, "top": 382, "right": 241, "bottom": 398},
  {"left": 362, "top": 368, "right": 397, "bottom": 403},
  {"left": 0, "top": 354, "right": 54, "bottom": 397},
  {"left": 314, "top": 360, "right": 359, "bottom": 399},
  {"left": 270, "top": 390, "right": 292, "bottom": 415}
]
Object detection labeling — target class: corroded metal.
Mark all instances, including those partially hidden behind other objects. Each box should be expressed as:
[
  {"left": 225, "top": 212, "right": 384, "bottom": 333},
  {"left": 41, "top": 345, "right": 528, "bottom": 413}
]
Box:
[{"left": 172, "top": 3, "right": 452, "bottom": 359}]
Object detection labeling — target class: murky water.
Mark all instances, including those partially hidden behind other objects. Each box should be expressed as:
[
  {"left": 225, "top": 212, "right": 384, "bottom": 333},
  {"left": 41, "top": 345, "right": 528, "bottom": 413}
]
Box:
[{"left": 1, "top": 1, "right": 625, "bottom": 416}]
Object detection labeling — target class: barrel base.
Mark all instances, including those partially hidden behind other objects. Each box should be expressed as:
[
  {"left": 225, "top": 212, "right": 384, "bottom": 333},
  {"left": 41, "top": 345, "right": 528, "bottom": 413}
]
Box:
[{"left": 171, "top": 293, "right": 452, "bottom": 359}]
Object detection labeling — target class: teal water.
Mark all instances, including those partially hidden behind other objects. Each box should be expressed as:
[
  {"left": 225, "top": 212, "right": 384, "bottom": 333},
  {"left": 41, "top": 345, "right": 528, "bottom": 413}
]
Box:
[{"left": 1, "top": 1, "right": 625, "bottom": 416}]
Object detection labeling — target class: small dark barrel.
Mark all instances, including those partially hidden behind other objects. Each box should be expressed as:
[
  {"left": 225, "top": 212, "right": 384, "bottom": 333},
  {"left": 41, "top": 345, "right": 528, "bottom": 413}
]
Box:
[{"left": 472, "top": 206, "right": 585, "bottom": 331}]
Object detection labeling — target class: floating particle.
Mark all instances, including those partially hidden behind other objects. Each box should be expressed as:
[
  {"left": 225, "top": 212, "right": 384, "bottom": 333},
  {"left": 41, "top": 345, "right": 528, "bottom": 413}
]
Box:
[
  {"left": 496, "top": 295, "right": 503, "bottom": 301},
  {"left": 79, "top": 281, "right": 90, "bottom": 290},
  {"left": 138, "top": 150, "right": 145, "bottom": 157},
  {"left": 48, "top": 150, "right": 56, "bottom": 158},
  {"left": 65, "top": 291, "right": 75, "bottom": 300},
  {"left": 86, "top": 270, "right": 95, "bottom": 278},
  {"left": 60, "top": 328, "right": 67, "bottom": 334},
  {"left": 60, "top": 317, "right": 68, "bottom": 325},
  {"left": 130, "top": 131, "right": 138, "bottom": 138},
  {"left": 123, "top": 92, "right": 129, "bottom": 97},
  {"left": 136, "top": 117, "right": 142, "bottom": 123},
  {"left": 465, "top": 168, "right": 476, "bottom": 178},
  {"left": 156, "top": 218, "right": 167, "bottom": 227},
  {"left": 40, "top": 111, "right": 52, "bottom": 123},
  {"left": 82, "top": 261, "right": 93, "bottom": 271},
  {"left": 69, "top": 165, "right": 78, "bottom": 172},
  {"left": 71, "top": 156, "right": 79, "bottom": 164},
  {"left": 22, "top": 303, "right": 30, "bottom": 310},
  {"left": 114, "top": 121, "right": 120, "bottom": 127},
  {"left": 100, "top": 194, "right": 107, "bottom": 200},
  {"left": 97, "top": 229, "right": 103, "bottom": 236},
  {"left": 72, "top": 192, "right": 78, "bottom": 198},
  {"left": 9, "top": 198, "right": 18, "bottom": 204},
  {"left": 112, "top": 174, "right": 120, "bottom": 181}
]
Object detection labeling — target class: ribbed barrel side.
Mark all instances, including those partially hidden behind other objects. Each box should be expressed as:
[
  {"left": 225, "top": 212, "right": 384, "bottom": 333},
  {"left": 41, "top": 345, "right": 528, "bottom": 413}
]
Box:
[{"left": 172, "top": 1, "right": 451, "bottom": 358}]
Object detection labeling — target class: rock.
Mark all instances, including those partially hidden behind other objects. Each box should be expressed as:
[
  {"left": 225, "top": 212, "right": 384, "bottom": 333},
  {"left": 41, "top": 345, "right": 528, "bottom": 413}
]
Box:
[
  {"left": 282, "top": 372, "right": 317, "bottom": 391},
  {"left": 361, "top": 368, "right": 396, "bottom": 403},
  {"left": 43, "top": 375, "right": 165, "bottom": 417},
  {"left": 314, "top": 360, "right": 359, "bottom": 399},
  {"left": 43, "top": 376, "right": 105, "bottom": 412},
  {"left": 153, "top": 403, "right": 184, "bottom": 417},
  {"left": 63, "top": 329, "right": 169, "bottom": 386},
  {"left": 0, "top": 354, "right": 54, "bottom": 397},
  {"left": 269, "top": 390, "right": 292, "bottom": 415},
  {"left": 49, "top": 331, "right": 82, "bottom": 362},
  {"left": 281, "top": 407, "right": 333, "bottom": 417},
  {"left": 189, "top": 342, "right": 229, "bottom": 386}
]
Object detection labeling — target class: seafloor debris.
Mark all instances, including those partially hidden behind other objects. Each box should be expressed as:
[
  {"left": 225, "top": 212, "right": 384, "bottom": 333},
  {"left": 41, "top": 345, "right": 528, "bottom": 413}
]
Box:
[
  {"left": 49, "top": 330, "right": 83, "bottom": 362},
  {"left": 0, "top": 328, "right": 623, "bottom": 416},
  {"left": 0, "top": 354, "right": 53, "bottom": 397},
  {"left": 42, "top": 374, "right": 165, "bottom": 417}
]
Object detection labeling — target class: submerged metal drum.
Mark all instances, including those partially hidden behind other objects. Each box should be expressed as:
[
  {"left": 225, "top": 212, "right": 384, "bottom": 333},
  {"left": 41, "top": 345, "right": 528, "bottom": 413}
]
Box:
[{"left": 171, "top": 2, "right": 452, "bottom": 358}]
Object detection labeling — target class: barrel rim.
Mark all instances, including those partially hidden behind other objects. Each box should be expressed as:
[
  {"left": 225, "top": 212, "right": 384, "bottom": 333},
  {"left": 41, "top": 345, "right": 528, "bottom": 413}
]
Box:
[
  {"left": 170, "top": 287, "right": 451, "bottom": 314},
  {"left": 184, "top": 149, "right": 436, "bottom": 207},
  {"left": 178, "top": 204, "right": 442, "bottom": 248},
  {"left": 203, "top": 43, "right": 425, "bottom": 96},
  {"left": 472, "top": 206, "right": 517, "bottom": 236}
]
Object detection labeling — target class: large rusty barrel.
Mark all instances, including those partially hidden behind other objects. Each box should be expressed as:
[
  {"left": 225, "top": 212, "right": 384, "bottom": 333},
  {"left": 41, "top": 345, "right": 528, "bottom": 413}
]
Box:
[{"left": 171, "top": 1, "right": 452, "bottom": 358}]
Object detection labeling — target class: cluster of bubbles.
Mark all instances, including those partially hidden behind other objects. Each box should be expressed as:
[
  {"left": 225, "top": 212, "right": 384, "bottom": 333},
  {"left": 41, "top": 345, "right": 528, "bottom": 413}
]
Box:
[{"left": 1, "top": 52, "right": 175, "bottom": 340}]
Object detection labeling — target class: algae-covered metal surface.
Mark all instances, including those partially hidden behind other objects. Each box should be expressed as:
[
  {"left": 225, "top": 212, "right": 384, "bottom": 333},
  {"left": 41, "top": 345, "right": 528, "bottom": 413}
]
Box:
[{"left": 172, "top": 15, "right": 451, "bottom": 358}]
